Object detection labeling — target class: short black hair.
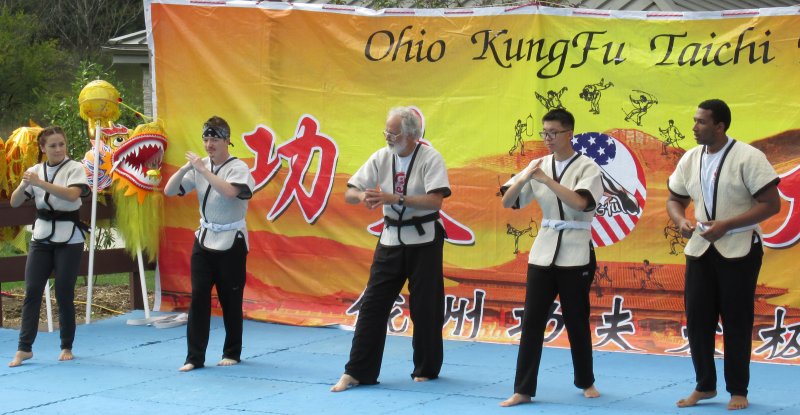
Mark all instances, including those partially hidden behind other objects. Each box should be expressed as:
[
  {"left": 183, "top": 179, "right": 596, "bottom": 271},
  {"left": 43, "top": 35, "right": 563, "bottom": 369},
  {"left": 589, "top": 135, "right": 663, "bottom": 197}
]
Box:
[
  {"left": 542, "top": 108, "right": 574, "bottom": 131},
  {"left": 698, "top": 99, "right": 731, "bottom": 132}
]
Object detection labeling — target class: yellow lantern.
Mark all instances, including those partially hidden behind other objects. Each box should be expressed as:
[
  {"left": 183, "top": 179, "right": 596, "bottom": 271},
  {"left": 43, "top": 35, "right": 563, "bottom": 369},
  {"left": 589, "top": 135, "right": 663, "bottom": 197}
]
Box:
[{"left": 78, "top": 80, "right": 121, "bottom": 139}]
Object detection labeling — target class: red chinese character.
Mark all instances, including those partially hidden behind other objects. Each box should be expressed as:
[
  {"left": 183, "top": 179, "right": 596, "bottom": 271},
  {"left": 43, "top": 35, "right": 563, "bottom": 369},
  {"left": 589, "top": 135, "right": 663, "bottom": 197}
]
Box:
[
  {"left": 243, "top": 115, "right": 339, "bottom": 223},
  {"left": 764, "top": 164, "right": 800, "bottom": 248}
]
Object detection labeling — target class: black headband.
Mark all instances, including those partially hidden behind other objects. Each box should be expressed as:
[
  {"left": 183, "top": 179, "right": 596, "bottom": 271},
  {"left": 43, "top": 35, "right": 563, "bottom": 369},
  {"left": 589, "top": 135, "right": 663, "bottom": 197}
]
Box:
[
  {"left": 202, "top": 125, "right": 228, "bottom": 139},
  {"left": 202, "top": 124, "right": 234, "bottom": 146}
]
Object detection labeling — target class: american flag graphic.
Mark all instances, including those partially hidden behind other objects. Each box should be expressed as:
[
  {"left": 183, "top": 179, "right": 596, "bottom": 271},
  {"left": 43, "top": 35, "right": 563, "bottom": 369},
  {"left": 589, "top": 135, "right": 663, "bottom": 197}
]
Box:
[{"left": 572, "top": 132, "right": 647, "bottom": 247}]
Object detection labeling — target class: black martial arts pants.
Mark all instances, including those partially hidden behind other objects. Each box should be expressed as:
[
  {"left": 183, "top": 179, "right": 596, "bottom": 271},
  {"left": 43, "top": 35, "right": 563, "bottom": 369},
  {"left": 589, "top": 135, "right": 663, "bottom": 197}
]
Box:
[
  {"left": 18, "top": 241, "right": 83, "bottom": 353},
  {"left": 513, "top": 254, "right": 596, "bottom": 396},
  {"left": 185, "top": 237, "right": 247, "bottom": 368},
  {"left": 685, "top": 241, "right": 762, "bottom": 397},
  {"left": 344, "top": 225, "right": 445, "bottom": 384}
]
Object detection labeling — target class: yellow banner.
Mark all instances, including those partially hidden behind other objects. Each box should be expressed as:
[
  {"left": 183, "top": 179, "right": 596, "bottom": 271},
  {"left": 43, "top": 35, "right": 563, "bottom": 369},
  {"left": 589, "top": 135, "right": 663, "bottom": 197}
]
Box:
[{"left": 148, "top": 1, "right": 800, "bottom": 363}]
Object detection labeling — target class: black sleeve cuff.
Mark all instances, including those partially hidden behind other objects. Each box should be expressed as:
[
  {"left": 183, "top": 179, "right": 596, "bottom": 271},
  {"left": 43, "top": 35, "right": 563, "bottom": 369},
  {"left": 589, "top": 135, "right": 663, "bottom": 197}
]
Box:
[
  {"left": 498, "top": 185, "right": 521, "bottom": 209},
  {"left": 428, "top": 187, "right": 452, "bottom": 198},
  {"left": 666, "top": 181, "right": 690, "bottom": 199},
  {"left": 69, "top": 183, "right": 91, "bottom": 198},
  {"left": 753, "top": 178, "right": 780, "bottom": 199},
  {"left": 575, "top": 189, "right": 597, "bottom": 212},
  {"left": 232, "top": 183, "right": 253, "bottom": 200}
]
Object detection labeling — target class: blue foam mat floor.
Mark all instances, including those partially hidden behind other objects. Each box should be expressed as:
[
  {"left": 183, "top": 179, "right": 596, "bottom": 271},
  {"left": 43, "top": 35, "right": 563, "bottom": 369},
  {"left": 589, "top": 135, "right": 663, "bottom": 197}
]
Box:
[{"left": 1, "top": 312, "right": 798, "bottom": 414}]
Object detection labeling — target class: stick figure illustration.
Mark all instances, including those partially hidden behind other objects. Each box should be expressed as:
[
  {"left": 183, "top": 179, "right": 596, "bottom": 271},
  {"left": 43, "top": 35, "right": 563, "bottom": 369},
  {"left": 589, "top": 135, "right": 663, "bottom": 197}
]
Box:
[
  {"left": 593, "top": 264, "right": 613, "bottom": 298},
  {"left": 628, "top": 259, "right": 664, "bottom": 290},
  {"left": 579, "top": 78, "right": 614, "bottom": 114},
  {"left": 658, "top": 119, "right": 686, "bottom": 155},
  {"left": 535, "top": 87, "right": 568, "bottom": 110},
  {"left": 663, "top": 220, "right": 686, "bottom": 255},
  {"left": 506, "top": 219, "right": 538, "bottom": 254},
  {"left": 623, "top": 90, "right": 658, "bottom": 126},
  {"left": 509, "top": 114, "right": 534, "bottom": 156}
]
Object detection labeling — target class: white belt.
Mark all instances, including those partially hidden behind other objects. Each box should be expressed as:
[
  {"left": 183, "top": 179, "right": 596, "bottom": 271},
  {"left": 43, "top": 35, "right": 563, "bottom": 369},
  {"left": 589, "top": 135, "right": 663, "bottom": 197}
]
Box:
[
  {"left": 697, "top": 222, "right": 757, "bottom": 235},
  {"left": 541, "top": 219, "right": 591, "bottom": 231},
  {"left": 200, "top": 218, "right": 246, "bottom": 232}
]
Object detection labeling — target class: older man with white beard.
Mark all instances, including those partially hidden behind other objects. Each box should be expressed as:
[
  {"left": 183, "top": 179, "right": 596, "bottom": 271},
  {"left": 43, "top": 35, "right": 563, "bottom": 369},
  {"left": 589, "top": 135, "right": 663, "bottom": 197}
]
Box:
[{"left": 332, "top": 106, "right": 451, "bottom": 392}]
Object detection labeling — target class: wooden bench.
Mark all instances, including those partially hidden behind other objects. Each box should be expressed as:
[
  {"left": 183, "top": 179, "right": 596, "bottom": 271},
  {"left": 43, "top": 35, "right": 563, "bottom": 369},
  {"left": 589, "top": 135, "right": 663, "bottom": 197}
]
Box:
[{"left": 0, "top": 196, "right": 154, "bottom": 327}]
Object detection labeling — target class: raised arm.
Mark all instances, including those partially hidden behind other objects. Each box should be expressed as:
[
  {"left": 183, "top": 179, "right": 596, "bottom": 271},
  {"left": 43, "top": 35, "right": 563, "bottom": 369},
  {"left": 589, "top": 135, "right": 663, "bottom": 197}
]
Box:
[
  {"left": 164, "top": 162, "right": 192, "bottom": 196},
  {"left": 11, "top": 170, "right": 82, "bottom": 206}
]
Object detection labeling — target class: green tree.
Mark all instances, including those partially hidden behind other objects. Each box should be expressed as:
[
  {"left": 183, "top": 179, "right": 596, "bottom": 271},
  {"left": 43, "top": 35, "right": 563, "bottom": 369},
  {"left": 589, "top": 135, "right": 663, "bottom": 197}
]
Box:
[
  {"left": 0, "top": 8, "right": 65, "bottom": 136},
  {"left": 0, "top": 0, "right": 144, "bottom": 60},
  {"left": 38, "top": 60, "right": 144, "bottom": 161}
]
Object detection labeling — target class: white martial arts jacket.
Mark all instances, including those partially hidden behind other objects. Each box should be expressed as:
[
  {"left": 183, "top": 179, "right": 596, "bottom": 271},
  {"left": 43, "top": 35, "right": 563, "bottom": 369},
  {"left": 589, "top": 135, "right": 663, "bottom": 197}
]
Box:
[
  {"left": 668, "top": 139, "right": 779, "bottom": 259},
  {"left": 24, "top": 159, "right": 90, "bottom": 244},
  {"left": 179, "top": 156, "right": 255, "bottom": 252},
  {"left": 348, "top": 143, "right": 450, "bottom": 247},
  {"left": 505, "top": 154, "right": 603, "bottom": 267}
]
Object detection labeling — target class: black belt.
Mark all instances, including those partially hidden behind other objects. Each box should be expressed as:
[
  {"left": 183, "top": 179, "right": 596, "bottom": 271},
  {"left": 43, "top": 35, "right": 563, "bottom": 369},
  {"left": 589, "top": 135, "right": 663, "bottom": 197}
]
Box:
[
  {"left": 36, "top": 209, "right": 91, "bottom": 234},
  {"left": 384, "top": 212, "right": 440, "bottom": 236}
]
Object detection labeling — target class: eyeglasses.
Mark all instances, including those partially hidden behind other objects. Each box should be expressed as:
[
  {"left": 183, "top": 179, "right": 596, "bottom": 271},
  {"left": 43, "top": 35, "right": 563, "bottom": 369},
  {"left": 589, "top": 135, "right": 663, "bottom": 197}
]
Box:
[
  {"left": 383, "top": 130, "right": 402, "bottom": 140},
  {"left": 538, "top": 130, "right": 572, "bottom": 140}
]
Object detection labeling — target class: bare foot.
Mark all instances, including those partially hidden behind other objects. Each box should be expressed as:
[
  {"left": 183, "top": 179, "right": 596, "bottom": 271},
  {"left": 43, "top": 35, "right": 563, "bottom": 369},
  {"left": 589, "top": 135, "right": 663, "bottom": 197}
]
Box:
[
  {"left": 413, "top": 376, "right": 431, "bottom": 382},
  {"left": 728, "top": 395, "right": 748, "bottom": 410},
  {"left": 583, "top": 385, "right": 600, "bottom": 398},
  {"left": 59, "top": 349, "right": 74, "bottom": 361},
  {"left": 331, "top": 374, "right": 359, "bottom": 392},
  {"left": 217, "top": 358, "right": 238, "bottom": 367},
  {"left": 500, "top": 393, "right": 532, "bottom": 407},
  {"left": 677, "top": 390, "right": 717, "bottom": 408},
  {"left": 8, "top": 351, "right": 33, "bottom": 367},
  {"left": 178, "top": 363, "right": 196, "bottom": 372}
]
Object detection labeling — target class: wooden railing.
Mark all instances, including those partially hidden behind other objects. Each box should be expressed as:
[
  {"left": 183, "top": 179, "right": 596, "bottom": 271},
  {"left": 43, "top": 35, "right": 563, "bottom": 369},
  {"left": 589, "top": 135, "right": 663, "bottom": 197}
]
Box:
[{"left": 0, "top": 195, "right": 155, "bottom": 327}]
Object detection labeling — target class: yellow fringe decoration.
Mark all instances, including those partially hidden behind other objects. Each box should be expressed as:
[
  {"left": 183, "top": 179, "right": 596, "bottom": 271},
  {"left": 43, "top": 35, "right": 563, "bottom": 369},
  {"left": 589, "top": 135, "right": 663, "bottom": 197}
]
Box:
[
  {"left": 5, "top": 124, "right": 43, "bottom": 191},
  {"left": 9, "top": 227, "right": 31, "bottom": 253},
  {"left": 111, "top": 180, "right": 163, "bottom": 263},
  {"left": 0, "top": 137, "right": 7, "bottom": 198},
  {"left": 2, "top": 122, "right": 41, "bottom": 244}
]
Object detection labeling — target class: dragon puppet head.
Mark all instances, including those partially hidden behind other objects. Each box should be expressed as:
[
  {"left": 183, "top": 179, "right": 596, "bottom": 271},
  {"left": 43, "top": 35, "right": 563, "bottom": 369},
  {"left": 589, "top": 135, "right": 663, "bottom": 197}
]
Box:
[
  {"left": 111, "top": 121, "right": 168, "bottom": 203},
  {"left": 108, "top": 121, "right": 169, "bottom": 262}
]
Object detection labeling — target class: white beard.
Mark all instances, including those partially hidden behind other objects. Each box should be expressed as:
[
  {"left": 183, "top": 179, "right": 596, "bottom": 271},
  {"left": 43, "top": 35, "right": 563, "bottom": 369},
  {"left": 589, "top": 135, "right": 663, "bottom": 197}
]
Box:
[{"left": 388, "top": 142, "right": 406, "bottom": 156}]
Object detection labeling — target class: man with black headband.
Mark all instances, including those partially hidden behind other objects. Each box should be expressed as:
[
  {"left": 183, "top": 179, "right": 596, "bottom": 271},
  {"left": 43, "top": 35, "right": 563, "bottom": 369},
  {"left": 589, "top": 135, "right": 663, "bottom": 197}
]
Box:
[
  {"left": 332, "top": 106, "right": 451, "bottom": 392},
  {"left": 164, "top": 115, "right": 255, "bottom": 372}
]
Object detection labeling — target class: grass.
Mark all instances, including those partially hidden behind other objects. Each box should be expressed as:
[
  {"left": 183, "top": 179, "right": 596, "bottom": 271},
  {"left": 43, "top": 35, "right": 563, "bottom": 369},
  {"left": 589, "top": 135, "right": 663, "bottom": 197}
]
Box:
[{"left": 1, "top": 271, "right": 157, "bottom": 291}]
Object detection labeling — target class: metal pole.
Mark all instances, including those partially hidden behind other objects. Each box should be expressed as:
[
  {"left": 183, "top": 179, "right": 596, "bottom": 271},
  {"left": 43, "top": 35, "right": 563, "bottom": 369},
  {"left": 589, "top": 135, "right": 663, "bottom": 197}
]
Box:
[{"left": 85, "top": 120, "right": 101, "bottom": 324}]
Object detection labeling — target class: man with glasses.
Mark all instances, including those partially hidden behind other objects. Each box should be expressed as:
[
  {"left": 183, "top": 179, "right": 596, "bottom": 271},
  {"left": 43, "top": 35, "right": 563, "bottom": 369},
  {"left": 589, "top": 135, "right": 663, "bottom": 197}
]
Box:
[
  {"left": 667, "top": 99, "right": 780, "bottom": 410},
  {"left": 332, "top": 106, "right": 451, "bottom": 392},
  {"left": 499, "top": 108, "right": 603, "bottom": 406},
  {"left": 164, "top": 115, "right": 255, "bottom": 372}
]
